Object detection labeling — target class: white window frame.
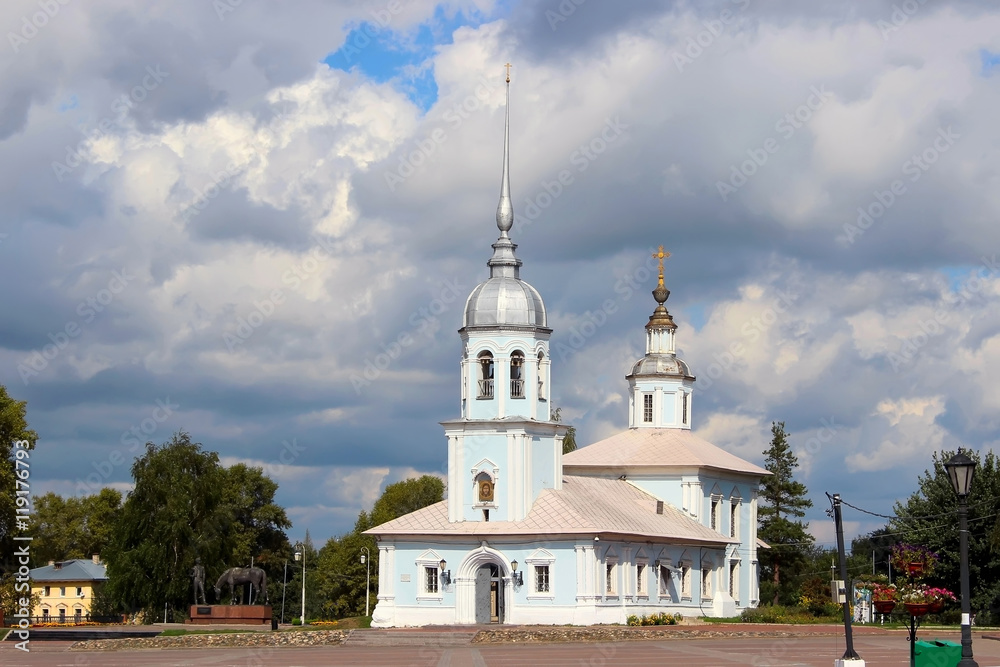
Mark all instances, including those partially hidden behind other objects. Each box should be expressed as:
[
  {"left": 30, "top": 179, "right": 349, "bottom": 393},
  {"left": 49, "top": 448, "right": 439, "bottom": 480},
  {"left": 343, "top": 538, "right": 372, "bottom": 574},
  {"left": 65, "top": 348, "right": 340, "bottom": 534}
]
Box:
[
  {"left": 680, "top": 563, "right": 691, "bottom": 600},
  {"left": 710, "top": 495, "right": 721, "bottom": 532},
  {"left": 701, "top": 561, "right": 714, "bottom": 599},
  {"left": 657, "top": 563, "right": 676, "bottom": 602},
  {"left": 415, "top": 551, "right": 444, "bottom": 600},
  {"left": 605, "top": 557, "right": 619, "bottom": 598},
  {"left": 526, "top": 549, "right": 556, "bottom": 600},
  {"left": 729, "top": 560, "right": 740, "bottom": 604},
  {"left": 636, "top": 560, "right": 648, "bottom": 598},
  {"left": 642, "top": 393, "right": 653, "bottom": 422},
  {"left": 730, "top": 498, "right": 741, "bottom": 539}
]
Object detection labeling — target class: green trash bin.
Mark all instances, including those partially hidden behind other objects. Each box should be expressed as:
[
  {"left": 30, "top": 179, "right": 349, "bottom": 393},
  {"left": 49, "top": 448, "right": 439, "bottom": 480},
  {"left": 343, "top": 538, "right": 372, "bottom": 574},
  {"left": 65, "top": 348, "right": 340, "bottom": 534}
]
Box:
[{"left": 914, "top": 639, "right": 961, "bottom": 667}]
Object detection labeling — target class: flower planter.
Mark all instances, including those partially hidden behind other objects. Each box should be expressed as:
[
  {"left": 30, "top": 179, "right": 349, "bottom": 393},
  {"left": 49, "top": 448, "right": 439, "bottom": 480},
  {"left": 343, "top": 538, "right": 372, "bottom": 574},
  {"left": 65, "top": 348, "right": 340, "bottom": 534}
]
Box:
[
  {"left": 928, "top": 601, "right": 944, "bottom": 614},
  {"left": 904, "top": 602, "right": 931, "bottom": 617},
  {"left": 873, "top": 600, "right": 896, "bottom": 614},
  {"left": 906, "top": 562, "right": 925, "bottom": 576}
]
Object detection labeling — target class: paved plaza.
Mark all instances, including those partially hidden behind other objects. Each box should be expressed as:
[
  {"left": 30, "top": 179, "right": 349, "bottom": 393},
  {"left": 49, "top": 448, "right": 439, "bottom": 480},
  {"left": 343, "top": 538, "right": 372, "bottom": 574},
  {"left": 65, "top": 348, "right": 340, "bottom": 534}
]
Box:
[{"left": 4, "top": 632, "right": 1000, "bottom": 667}]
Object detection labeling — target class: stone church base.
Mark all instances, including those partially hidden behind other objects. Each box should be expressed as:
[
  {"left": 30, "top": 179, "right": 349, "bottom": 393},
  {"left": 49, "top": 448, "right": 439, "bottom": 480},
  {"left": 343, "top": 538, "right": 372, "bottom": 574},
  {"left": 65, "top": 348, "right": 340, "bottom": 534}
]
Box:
[{"left": 186, "top": 605, "right": 272, "bottom": 625}]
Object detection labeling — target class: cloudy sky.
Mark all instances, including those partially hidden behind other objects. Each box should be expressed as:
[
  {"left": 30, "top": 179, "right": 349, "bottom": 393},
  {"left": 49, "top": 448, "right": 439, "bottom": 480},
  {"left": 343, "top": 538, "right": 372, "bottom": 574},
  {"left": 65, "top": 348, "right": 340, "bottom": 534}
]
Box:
[{"left": 3, "top": 0, "right": 999, "bottom": 549}]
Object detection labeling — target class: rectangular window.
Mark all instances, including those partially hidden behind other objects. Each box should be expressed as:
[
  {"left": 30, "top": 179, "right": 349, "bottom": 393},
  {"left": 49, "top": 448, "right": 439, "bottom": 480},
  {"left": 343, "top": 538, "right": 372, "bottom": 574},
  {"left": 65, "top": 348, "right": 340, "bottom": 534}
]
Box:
[
  {"left": 535, "top": 565, "right": 550, "bottom": 593},
  {"left": 75, "top": 608, "right": 82, "bottom": 622},
  {"left": 730, "top": 501, "right": 739, "bottom": 539},
  {"left": 42, "top": 609, "right": 49, "bottom": 621},
  {"left": 658, "top": 565, "right": 671, "bottom": 596},
  {"left": 44, "top": 586, "right": 50, "bottom": 597},
  {"left": 681, "top": 565, "right": 690, "bottom": 597},
  {"left": 60, "top": 587, "right": 66, "bottom": 598},
  {"left": 606, "top": 562, "right": 617, "bottom": 595},
  {"left": 424, "top": 566, "right": 438, "bottom": 594},
  {"left": 682, "top": 393, "right": 689, "bottom": 424},
  {"left": 636, "top": 564, "right": 646, "bottom": 595},
  {"left": 59, "top": 609, "right": 66, "bottom": 622},
  {"left": 711, "top": 499, "right": 719, "bottom": 531},
  {"left": 643, "top": 394, "right": 653, "bottom": 422},
  {"left": 77, "top": 587, "right": 83, "bottom": 597},
  {"left": 702, "top": 567, "right": 712, "bottom": 598},
  {"left": 729, "top": 561, "right": 738, "bottom": 599}
]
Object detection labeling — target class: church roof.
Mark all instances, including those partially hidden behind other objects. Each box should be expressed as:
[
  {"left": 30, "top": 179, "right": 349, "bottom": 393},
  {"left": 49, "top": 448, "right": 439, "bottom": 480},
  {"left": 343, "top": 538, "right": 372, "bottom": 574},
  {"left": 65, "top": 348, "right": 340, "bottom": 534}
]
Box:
[
  {"left": 367, "top": 474, "right": 732, "bottom": 545},
  {"left": 563, "top": 428, "right": 768, "bottom": 476}
]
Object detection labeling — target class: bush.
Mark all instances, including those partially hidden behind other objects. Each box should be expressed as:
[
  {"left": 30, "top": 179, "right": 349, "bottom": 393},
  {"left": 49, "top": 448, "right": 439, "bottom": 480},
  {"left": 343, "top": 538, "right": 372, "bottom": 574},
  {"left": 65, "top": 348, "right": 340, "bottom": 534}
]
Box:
[{"left": 626, "top": 612, "right": 682, "bottom": 626}]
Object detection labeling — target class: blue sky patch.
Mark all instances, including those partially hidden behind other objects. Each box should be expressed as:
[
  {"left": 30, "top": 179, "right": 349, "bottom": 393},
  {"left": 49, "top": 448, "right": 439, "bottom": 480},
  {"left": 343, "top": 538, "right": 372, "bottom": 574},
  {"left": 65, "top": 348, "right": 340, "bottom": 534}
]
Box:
[
  {"left": 324, "top": 4, "right": 502, "bottom": 112},
  {"left": 981, "top": 49, "right": 1000, "bottom": 76}
]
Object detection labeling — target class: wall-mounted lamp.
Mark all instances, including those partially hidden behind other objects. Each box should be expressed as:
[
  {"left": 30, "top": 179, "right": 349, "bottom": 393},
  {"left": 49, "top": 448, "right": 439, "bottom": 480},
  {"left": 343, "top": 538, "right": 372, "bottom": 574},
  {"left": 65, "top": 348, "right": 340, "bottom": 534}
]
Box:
[
  {"left": 654, "top": 560, "right": 661, "bottom": 568},
  {"left": 511, "top": 560, "right": 523, "bottom": 587},
  {"left": 439, "top": 559, "right": 451, "bottom": 586}
]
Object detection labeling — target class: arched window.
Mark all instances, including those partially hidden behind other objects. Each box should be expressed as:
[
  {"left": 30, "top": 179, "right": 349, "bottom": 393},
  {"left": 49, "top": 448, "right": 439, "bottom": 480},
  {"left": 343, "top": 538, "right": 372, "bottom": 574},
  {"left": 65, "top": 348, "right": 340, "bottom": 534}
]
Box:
[
  {"left": 510, "top": 351, "right": 525, "bottom": 398},
  {"left": 475, "top": 471, "right": 495, "bottom": 502},
  {"left": 536, "top": 351, "right": 546, "bottom": 401},
  {"left": 477, "top": 352, "right": 494, "bottom": 399}
]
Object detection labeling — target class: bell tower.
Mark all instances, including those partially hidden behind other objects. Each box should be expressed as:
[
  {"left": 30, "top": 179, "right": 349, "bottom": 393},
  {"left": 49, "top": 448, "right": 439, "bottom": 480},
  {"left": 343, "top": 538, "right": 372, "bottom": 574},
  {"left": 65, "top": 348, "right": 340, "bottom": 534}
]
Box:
[
  {"left": 441, "top": 65, "right": 568, "bottom": 524},
  {"left": 626, "top": 246, "right": 696, "bottom": 429}
]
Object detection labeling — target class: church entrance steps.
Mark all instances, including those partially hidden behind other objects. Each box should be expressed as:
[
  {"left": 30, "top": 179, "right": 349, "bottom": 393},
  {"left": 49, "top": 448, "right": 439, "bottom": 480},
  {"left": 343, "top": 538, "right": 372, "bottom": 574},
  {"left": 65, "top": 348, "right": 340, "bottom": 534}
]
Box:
[{"left": 344, "top": 628, "right": 479, "bottom": 647}]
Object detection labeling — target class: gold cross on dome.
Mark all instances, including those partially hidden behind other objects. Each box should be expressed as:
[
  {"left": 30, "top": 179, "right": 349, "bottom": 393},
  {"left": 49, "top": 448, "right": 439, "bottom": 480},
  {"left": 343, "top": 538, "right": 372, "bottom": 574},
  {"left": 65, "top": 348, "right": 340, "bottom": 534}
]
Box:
[
  {"left": 652, "top": 245, "right": 670, "bottom": 283},
  {"left": 504, "top": 62, "right": 512, "bottom": 83}
]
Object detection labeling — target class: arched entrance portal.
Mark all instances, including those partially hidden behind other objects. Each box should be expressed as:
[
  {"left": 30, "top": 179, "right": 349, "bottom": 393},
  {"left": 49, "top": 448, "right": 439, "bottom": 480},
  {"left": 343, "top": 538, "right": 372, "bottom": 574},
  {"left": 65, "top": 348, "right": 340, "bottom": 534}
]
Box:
[
  {"left": 474, "top": 563, "right": 504, "bottom": 624},
  {"left": 455, "top": 544, "right": 512, "bottom": 624}
]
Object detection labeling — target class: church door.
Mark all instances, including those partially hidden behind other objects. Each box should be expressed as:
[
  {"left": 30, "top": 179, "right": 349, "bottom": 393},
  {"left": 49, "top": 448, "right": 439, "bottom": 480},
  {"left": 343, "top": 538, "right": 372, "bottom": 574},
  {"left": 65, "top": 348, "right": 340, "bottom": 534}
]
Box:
[
  {"left": 475, "top": 565, "right": 492, "bottom": 623},
  {"left": 475, "top": 563, "right": 504, "bottom": 624}
]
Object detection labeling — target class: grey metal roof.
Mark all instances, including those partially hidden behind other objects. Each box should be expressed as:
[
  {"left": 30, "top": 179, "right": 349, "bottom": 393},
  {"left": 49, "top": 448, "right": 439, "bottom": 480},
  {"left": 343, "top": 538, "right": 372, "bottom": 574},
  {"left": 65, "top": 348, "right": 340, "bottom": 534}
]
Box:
[
  {"left": 30, "top": 559, "right": 107, "bottom": 582},
  {"left": 628, "top": 353, "right": 693, "bottom": 379},
  {"left": 463, "top": 276, "right": 546, "bottom": 328}
]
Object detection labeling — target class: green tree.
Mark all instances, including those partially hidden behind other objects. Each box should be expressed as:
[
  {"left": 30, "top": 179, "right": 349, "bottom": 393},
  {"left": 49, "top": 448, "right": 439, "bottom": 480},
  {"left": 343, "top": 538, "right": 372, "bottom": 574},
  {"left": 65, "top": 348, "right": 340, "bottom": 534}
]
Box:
[
  {"left": 103, "top": 432, "right": 290, "bottom": 617},
  {"left": 315, "top": 475, "right": 445, "bottom": 619},
  {"left": 218, "top": 463, "right": 291, "bottom": 569},
  {"left": 758, "top": 421, "right": 814, "bottom": 606},
  {"left": 891, "top": 449, "right": 1000, "bottom": 623},
  {"left": 30, "top": 488, "right": 122, "bottom": 565},
  {"left": 552, "top": 407, "right": 577, "bottom": 454},
  {"left": 0, "top": 385, "right": 39, "bottom": 566}
]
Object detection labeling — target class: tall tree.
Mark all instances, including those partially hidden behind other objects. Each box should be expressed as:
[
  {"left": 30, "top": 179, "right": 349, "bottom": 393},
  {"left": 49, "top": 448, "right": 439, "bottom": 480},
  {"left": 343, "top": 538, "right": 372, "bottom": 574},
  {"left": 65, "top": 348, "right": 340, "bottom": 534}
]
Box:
[
  {"left": 103, "top": 432, "right": 290, "bottom": 617},
  {"left": 104, "top": 433, "right": 228, "bottom": 616},
  {"left": 316, "top": 475, "right": 445, "bottom": 619},
  {"left": 0, "top": 384, "right": 39, "bottom": 567},
  {"left": 218, "top": 463, "right": 291, "bottom": 569},
  {"left": 891, "top": 449, "right": 1000, "bottom": 623},
  {"left": 758, "top": 421, "right": 814, "bottom": 605},
  {"left": 30, "top": 488, "right": 122, "bottom": 565}
]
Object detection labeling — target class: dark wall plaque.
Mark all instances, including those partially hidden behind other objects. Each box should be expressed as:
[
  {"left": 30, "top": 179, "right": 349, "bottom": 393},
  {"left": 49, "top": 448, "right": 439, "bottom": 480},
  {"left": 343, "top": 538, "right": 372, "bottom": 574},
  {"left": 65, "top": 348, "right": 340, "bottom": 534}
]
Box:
[{"left": 197, "top": 606, "right": 212, "bottom": 615}]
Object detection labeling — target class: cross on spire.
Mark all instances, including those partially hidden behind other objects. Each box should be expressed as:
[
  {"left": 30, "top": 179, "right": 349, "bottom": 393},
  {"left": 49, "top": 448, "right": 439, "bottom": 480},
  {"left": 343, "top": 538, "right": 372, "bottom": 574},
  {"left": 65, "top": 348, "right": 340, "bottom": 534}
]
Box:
[{"left": 652, "top": 245, "right": 670, "bottom": 285}]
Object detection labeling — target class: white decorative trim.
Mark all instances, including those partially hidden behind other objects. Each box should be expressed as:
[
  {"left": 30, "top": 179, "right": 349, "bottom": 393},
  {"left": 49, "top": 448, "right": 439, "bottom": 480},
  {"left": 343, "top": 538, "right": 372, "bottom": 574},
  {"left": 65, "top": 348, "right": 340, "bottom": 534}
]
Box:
[
  {"left": 415, "top": 550, "right": 444, "bottom": 601},
  {"left": 526, "top": 548, "right": 556, "bottom": 600}
]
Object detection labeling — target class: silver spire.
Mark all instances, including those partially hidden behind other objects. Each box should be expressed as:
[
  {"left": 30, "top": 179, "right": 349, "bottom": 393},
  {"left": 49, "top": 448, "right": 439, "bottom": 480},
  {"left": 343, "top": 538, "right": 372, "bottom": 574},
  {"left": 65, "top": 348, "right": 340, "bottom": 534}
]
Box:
[{"left": 495, "top": 63, "right": 513, "bottom": 236}]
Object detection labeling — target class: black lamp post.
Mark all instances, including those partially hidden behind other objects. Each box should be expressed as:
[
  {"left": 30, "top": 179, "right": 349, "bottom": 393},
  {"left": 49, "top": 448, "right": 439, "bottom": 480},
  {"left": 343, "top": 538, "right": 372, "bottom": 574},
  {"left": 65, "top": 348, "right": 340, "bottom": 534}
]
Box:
[{"left": 944, "top": 449, "right": 978, "bottom": 667}]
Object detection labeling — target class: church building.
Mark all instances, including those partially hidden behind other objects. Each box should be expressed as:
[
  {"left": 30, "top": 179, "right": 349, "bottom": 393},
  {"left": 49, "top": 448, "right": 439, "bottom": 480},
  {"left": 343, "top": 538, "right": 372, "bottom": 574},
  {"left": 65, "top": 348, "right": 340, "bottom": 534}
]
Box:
[{"left": 367, "top": 72, "right": 768, "bottom": 627}]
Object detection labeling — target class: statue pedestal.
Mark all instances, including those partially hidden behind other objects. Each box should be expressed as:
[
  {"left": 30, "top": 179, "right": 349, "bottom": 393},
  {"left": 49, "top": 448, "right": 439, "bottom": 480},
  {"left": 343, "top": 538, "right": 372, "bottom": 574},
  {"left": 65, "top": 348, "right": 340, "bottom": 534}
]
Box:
[{"left": 187, "top": 605, "right": 272, "bottom": 625}]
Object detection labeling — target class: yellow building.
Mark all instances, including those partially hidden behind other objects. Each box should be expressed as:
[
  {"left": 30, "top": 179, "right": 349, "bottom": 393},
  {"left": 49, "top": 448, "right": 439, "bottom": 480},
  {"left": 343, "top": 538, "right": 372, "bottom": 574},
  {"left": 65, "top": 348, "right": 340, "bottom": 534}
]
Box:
[{"left": 30, "top": 555, "right": 107, "bottom": 623}]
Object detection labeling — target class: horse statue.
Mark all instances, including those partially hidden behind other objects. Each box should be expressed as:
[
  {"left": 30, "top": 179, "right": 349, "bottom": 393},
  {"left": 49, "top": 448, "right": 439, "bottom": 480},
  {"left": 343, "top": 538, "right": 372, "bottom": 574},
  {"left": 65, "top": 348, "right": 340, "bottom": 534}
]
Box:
[{"left": 214, "top": 567, "right": 269, "bottom": 605}]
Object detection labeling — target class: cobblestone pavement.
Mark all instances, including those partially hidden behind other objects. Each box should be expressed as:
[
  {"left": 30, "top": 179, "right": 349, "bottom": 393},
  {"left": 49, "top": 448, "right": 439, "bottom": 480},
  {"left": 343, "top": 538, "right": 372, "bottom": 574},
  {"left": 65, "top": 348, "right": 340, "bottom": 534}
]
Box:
[{"left": 3, "top": 633, "right": 1000, "bottom": 667}]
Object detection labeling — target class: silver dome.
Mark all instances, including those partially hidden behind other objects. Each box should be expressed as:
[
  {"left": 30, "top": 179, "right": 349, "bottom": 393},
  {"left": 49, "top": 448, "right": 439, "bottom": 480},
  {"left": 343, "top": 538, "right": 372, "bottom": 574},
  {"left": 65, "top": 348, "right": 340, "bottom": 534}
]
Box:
[
  {"left": 463, "top": 277, "right": 547, "bottom": 328},
  {"left": 628, "top": 353, "right": 693, "bottom": 378}
]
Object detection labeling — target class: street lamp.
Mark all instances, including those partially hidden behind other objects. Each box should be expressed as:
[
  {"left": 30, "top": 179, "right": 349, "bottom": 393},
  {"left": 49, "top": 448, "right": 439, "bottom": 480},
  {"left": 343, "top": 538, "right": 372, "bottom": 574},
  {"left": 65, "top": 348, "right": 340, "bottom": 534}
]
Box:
[
  {"left": 944, "top": 449, "right": 979, "bottom": 667},
  {"left": 360, "top": 546, "right": 371, "bottom": 617},
  {"left": 294, "top": 542, "right": 306, "bottom": 626}
]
